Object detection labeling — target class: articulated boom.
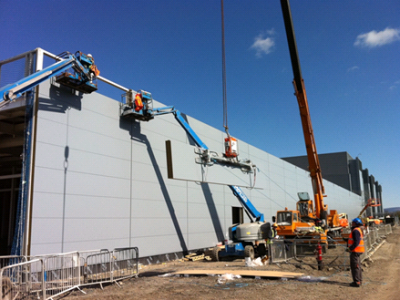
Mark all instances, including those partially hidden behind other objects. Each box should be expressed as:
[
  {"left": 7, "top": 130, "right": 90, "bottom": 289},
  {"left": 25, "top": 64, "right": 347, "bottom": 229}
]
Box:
[
  {"left": 120, "top": 89, "right": 267, "bottom": 260},
  {"left": 120, "top": 90, "right": 261, "bottom": 222},
  {"left": 0, "top": 51, "right": 99, "bottom": 108}
]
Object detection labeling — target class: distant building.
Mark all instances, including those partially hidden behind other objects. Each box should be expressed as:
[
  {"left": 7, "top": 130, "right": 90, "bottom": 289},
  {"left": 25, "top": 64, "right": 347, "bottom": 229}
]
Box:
[{"left": 282, "top": 152, "right": 383, "bottom": 217}]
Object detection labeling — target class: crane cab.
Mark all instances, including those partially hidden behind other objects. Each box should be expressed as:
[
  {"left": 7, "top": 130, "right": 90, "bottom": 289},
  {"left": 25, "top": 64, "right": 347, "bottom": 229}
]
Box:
[{"left": 296, "top": 192, "right": 316, "bottom": 221}]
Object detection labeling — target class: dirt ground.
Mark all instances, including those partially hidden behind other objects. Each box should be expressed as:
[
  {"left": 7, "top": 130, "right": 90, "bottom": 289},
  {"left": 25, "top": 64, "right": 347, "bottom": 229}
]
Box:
[{"left": 64, "top": 227, "right": 400, "bottom": 300}]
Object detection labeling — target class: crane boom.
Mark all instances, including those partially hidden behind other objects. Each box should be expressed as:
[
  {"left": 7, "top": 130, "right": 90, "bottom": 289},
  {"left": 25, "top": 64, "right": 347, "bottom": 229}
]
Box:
[{"left": 280, "top": 0, "right": 326, "bottom": 219}]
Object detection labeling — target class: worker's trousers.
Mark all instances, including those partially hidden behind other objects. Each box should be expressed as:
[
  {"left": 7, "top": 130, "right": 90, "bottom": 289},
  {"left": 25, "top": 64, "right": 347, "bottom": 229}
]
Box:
[{"left": 350, "top": 252, "right": 362, "bottom": 284}]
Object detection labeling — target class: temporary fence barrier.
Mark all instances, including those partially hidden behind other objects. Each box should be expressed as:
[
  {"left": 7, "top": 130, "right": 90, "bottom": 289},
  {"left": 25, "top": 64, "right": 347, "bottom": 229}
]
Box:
[
  {"left": 0, "top": 246, "right": 139, "bottom": 300},
  {"left": 0, "top": 258, "right": 45, "bottom": 300},
  {"left": 268, "top": 240, "right": 295, "bottom": 263},
  {"left": 79, "top": 249, "right": 112, "bottom": 288},
  {"left": 37, "top": 251, "right": 81, "bottom": 299},
  {"left": 0, "top": 256, "right": 26, "bottom": 270},
  {"left": 112, "top": 247, "right": 140, "bottom": 283},
  {"left": 269, "top": 224, "right": 393, "bottom": 268}
]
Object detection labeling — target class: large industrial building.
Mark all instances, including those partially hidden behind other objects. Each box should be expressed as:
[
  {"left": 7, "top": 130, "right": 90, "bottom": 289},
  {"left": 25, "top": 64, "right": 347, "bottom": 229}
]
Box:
[
  {"left": 282, "top": 152, "right": 383, "bottom": 217},
  {"left": 0, "top": 49, "right": 381, "bottom": 261}
]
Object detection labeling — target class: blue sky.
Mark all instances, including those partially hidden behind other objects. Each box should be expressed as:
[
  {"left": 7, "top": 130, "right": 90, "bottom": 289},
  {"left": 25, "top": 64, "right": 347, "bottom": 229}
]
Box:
[{"left": 1, "top": 0, "right": 399, "bottom": 208}]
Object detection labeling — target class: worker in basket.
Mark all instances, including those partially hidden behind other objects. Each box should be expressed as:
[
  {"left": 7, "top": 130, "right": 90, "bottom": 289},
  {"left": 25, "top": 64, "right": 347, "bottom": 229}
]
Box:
[
  {"left": 86, "top": 54, "right": 100, "bottom": 82},
  {"left": 347, "top": 217, "right": 365, "bottom": 287}
]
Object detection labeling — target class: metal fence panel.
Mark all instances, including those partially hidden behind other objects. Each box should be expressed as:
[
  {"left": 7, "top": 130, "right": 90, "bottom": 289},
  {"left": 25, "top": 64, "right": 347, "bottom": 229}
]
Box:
[
  {"left": 83, "top": 250, "right": 112, "bottom": 285},
  {"left": 269, "top": 240, "right": 295, "bottom": 263},
  {"left": 268, "top": 226, "right": 393, "bottom": 268},
  {"left": 0, "top": 258, "right": 45, "bottom": 300},
  {"left": 112, "top": 247, "right": 139, "bottom": 282},
  {"left": 0, "top": 256, "right": 26, "bottom": 269},
  {"left": 41, "top": 252, "right": 80, "bottom": 299}
]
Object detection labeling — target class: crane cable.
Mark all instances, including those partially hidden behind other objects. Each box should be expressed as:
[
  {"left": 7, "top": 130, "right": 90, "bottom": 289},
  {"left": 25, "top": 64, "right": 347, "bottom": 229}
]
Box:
[{"left": 221, "top": 0, "right": 229, "bottom": 137}]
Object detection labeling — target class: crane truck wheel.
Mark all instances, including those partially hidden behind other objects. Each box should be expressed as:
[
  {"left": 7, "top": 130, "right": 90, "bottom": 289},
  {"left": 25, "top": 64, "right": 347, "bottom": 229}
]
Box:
[
  {"left": 211, "top": 246, "right": 220, "bottom": 261},
  {"left": 244, "top": 245, "right": 255, "bottom": 259}
]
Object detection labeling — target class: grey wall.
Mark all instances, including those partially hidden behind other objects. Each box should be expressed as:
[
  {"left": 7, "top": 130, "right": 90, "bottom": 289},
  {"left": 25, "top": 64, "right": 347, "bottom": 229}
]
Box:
[
  {"left": 282, "top": 152, "right": 353, "bottom": 191},
  {"left": 30, "top": 81, "right": 363, "bottom": 257}
]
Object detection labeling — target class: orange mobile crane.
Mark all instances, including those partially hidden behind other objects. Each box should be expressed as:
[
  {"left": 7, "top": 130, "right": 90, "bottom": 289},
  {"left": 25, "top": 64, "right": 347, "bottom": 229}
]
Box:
[{"left": 273, "top": 0, "right": 341, "bottom": 249}]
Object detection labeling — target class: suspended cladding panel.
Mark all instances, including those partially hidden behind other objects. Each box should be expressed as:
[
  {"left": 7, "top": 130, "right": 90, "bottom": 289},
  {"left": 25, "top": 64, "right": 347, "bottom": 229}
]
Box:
[{"left": 165, "top": 139, "right": 262, "bottom": 189}]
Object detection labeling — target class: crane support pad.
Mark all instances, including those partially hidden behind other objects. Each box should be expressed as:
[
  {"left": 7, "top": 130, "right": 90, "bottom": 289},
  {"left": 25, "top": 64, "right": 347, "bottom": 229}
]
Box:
[{"left": 166, "top": 140, "right": 262, "bottom": 189}]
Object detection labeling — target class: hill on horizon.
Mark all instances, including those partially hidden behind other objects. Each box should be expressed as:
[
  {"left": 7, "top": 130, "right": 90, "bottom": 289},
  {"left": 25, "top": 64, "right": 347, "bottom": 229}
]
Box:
[{"left": 385, "top": 207, "right": 400, "bottom": 213}]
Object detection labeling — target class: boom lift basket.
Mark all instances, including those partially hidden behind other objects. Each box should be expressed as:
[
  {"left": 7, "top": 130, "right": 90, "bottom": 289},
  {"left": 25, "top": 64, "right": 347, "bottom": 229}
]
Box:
[
  {"left": 55, "top": 51, "right": 98, "bottom": 94},
  {"left": 368, "top": 198, "right": 381, "bottom": 207},
  {"left": 120, "top": 90, "right": 154, "bottom": 121}
]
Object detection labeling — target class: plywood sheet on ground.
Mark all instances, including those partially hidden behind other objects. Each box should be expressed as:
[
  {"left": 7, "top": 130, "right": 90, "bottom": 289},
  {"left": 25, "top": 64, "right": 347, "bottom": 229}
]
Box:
[{"left": 172, "top": 269, "right": 304, "bottom": 278}]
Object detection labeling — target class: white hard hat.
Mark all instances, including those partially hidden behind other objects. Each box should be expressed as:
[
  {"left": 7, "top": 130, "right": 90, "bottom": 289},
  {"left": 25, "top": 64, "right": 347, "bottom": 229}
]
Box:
[{"left": 87, "top": 53, "right": 93, "bottom": 58}]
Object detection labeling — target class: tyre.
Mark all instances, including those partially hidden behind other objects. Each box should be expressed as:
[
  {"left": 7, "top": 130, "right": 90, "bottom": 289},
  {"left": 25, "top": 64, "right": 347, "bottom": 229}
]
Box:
[
  {"left": 257, "top": 244, "right": 267, "bottom": 257},
  {"left": 210, "top": 246, "right": 220, "bottom": 261},
  {"left": 244, "top": 245, "right": 255, "bottom": 259}
]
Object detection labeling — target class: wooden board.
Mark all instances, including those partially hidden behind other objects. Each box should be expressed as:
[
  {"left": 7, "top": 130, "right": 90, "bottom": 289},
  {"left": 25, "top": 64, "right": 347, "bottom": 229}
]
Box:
[{"left": 172, "top": 269, "right": 304, "bottom": 278}]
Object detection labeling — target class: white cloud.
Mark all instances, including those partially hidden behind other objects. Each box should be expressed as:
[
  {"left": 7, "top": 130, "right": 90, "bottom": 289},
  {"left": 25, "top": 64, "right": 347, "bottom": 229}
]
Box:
[
  {"left": 389, "top": 79, "right": 400, "bottom": 90},
  {"left": 266, "top": 28, "right": 276, "bottom": 35},
  {"left": 347, "top": 66, "right": 359, "bottom": 72},
  {"left": 354, "top": 27, "right": 400, "bottom": 48},
  {"left": 250, "top": 29, "right": 276, "bottom": 57}
]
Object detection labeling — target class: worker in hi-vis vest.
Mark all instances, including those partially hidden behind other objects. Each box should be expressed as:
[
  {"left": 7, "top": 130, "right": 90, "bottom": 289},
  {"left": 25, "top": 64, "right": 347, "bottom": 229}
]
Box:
[{"left": 347, "top": 218, "right": 365, "bottom": 287}]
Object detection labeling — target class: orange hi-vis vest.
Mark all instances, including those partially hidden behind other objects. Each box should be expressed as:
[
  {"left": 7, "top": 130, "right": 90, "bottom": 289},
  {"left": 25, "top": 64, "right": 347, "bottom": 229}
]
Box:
[
  {"left": 134, "top": 94, "right": 144, "bottom": 112},
  {"left": 348, "top": 227, "right": 365, "bottom": 253}
]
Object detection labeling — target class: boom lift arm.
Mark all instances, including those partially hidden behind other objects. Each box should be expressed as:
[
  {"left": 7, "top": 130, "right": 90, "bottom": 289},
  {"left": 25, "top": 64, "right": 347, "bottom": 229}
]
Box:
[
  {"left": 121, "top": 91, "right": 266, "bottom": 259},
  {"left": 358, "top": 198, "right": 381, "bottom": 219},
  {"left": 0, "top": 51, "right": 99, "bottom": 108},
  {"left": 121, "top": 92, "right": 263, "bottom": 221}
]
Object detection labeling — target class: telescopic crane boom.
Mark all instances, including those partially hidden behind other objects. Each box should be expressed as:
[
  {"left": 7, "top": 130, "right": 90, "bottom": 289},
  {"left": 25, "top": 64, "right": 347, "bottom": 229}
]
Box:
[
  {"left": 280, "top": 0, "right": 327, "bottom": 222},
  {"left": 274, "top": 1, "right": 341, "bottom": 247}
]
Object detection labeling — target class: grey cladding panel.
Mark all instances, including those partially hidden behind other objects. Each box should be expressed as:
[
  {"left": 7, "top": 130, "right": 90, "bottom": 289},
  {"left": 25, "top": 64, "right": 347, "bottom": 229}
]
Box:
[
  {"left": 65, "top": 195, "right": 130, "bottom": 219},
  {"left": 66, "top": 172, "right": 130, "bottom": 198},
  {"left": 130, "top": 218, "right": 188, "bottom": 238},
  {"left": 30, "top": 80, "right": 367, "bottom": 257},
  {"left": 166, "top": 140, "right": 260, "bottom": 189},
  {"left": 64, "top": 218, "right": 129, "bottom": 242},
  {"left": 36, "top": 118, "right": 67, "bottom": 147}
]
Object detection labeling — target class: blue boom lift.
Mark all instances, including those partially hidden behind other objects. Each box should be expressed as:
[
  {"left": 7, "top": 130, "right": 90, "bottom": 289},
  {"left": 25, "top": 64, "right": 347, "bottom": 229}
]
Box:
[
  {"left": 121, "top": 90, "right": 272, "bottom": 260},
  {"left": 0, "top": 51, "right": 99, "bottom": 108}
]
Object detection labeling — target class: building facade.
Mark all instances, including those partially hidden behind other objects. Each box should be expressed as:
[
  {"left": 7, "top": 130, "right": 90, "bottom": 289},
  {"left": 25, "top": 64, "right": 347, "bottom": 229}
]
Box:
[{"left": 0, "top": 50, "right": 366, "bottom": 260}]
